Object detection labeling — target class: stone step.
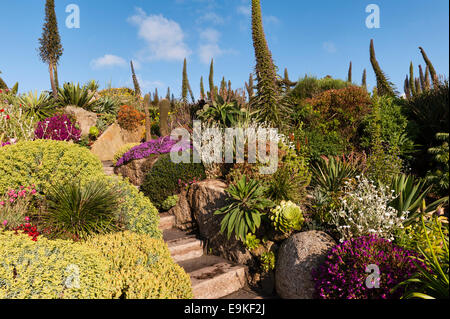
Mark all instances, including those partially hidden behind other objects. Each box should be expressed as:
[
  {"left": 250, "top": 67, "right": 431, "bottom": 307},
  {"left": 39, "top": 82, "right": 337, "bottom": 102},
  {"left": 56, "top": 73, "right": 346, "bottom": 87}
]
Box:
[
  {"left": 178, "top": 256, "right": 247, "bottom": 299},
  {"left": 159, "top": 213, "right": 176, "bottom": 231},
  {"left": 164, "top": 228, "right": 203, "bottom": 263}
]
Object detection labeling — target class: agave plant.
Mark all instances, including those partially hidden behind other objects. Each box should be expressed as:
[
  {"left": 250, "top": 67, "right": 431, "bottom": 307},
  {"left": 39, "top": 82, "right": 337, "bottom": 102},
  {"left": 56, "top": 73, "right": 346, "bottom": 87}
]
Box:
[
  {"left": 43, "top": 178, "right": 120, "bottom": 241},
  {"left": 58, "top": 82, "right": 97, "bottom": 111},
  {"left": 18, "top": 91, "right": 56, "bottom": 121},
  {"left": 215, "top": 175, "right": 274, "bottom": 241},
  {"left": 311, "top": 156, "right": 359, "bottom": 193},
  {"left": 197, "top": 96, "right": 247, "bottom": 127},
  {"left": 389, "top": 174, "right": 449, "bottom": 225},
  {"left": 95, "top": 96, "right": 119, "bottom": 115},
  {"left": 396, "top": 213, "right": 449, "bottom": 299}
]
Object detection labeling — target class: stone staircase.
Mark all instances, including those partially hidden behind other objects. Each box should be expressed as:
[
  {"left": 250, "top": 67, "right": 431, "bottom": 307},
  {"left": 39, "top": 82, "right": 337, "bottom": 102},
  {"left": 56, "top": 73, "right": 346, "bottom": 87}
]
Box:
[
  {"left": 159, "top": 213, "right": 255, "bottom": 299},
  {"left": 102, "top": 161, "right": 115, "bottom": 176},
  {"left": 103, "top": 161, "right": 263, "bottom": 299}
]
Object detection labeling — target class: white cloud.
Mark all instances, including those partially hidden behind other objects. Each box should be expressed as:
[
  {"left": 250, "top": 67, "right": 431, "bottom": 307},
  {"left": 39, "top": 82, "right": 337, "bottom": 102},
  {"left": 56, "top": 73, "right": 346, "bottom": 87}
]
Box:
[
  {"left": 136, "top": 75, "right": 164, "bottom": 91},
  {"left": 323, "top": 41, "right": 337, "bottom": 53},
  {"left": 128, "top": 8, "right": 191, "bottom": 61},
  {"left": 237, "top": 5, "right": 251, "bottom": 16},
  {"left": 197, "top": 12, "right": 225, "bottom": 25},
  {"left": 198, "top": 28, "right": 226, "bottom": 64},
  {"left": 200, "top": 28, "right": 220, "bottom": 43},
  {"left": 90, "top": 54, "right": 127, "bottom": 69}
]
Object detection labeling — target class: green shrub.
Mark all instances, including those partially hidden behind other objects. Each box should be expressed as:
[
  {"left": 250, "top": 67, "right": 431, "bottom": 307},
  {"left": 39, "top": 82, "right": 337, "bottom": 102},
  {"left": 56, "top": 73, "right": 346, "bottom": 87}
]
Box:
[
  {"left": 89, "top": 126, "right": 99, "bottom": 140},
  {"left": 269, "top": 200, "right": 304, "bottom": 234},
  {"left": 142, "top": 153, "right": 206, "bottom": 208},
  {"left": 0, "top": 140, "right": 103, "bottom": 194},
  {"left": 404, "top": 81, "right": 449, "bottom": 173},
  {"left": 161, "top": 195, "right": 179, "bottom": 211},
  {"left": 113, "top": 143, "right": 140, "bottom": 165},
  {"left": 96, "top": 113, "right": 116, "bottom": 133},
  {"left": 0, "top": 231, "right": 115, "bottom": 299},
  {"left": 42, "top": 179, "right": 120, "bottom": 241},
  {"left": 85, "top": 231, "right": 193, "bottom": 299},
  {"left": 426, "top": 133, "right": 449, "bottom": 197},
  {"left": 289, "top": 75, "right": 350, "bottom": 102},
  {"left": 360, "top": 96, "right": 415, "bottom": 160},
  {"left": 297, "top": 127, "right": 347, "bottom": 161},
  {"left": 107, "top": 175, "right": 162, "bottom": 239}
]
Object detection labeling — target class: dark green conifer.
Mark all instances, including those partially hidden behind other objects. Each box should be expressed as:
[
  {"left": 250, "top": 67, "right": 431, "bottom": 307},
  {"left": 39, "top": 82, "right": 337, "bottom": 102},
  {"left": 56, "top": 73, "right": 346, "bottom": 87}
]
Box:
[{"left": 38, "top": 0, "right": 63, "bottom": 99}]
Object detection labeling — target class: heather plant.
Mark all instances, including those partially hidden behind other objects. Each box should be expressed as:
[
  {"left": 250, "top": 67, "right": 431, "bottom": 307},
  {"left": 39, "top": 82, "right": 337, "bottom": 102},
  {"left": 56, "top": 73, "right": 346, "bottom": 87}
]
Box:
[
  {"left": 113, "top": 143, "right": 140, "bottom": 165},
  {"left": 330, "top": 176, "right": 408, "bottom": 242},
  {"left": 115, "top": 136, "right": 190, "bottom": 167},
  {"left": 312, "top": 235, "right": 425, "bottom": 299},
  {"left": 34, "top": 114, "right": 81, "bottom": 142}
]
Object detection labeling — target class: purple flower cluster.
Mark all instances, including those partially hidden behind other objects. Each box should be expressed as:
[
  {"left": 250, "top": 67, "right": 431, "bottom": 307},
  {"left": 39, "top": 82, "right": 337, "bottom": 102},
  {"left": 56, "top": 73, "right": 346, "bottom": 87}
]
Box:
[
  {"left": 312, "top": 235, "right": 425, "bottom": 299},
  {"left": 35, "top": 114, "right": 81, "bottom": 142},
  {"left": 115, "top": 136, "right": 192, "bottom": 167},
  {"left": 1, "top": 142, "right": 11, "bottom": 147}
]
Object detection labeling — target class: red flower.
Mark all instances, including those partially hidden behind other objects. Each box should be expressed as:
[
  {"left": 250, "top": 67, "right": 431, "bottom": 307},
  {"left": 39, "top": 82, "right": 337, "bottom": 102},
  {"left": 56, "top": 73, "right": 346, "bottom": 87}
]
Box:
[
  {"left": 5, "top": 114, "right": 10, "bottom": 120},
  {"left": 0, "top": 109, "right": 4, "bottom": 113}
]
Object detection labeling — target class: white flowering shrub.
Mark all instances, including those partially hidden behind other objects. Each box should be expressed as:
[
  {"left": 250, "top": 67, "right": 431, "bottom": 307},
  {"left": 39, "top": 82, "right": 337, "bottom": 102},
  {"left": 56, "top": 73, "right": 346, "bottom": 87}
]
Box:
[
  {"left": 330, "top": 176, "right": 408, "bottom": 242},
  {"left": 0, "top": 97, "right": 36, "bottom": 143}
]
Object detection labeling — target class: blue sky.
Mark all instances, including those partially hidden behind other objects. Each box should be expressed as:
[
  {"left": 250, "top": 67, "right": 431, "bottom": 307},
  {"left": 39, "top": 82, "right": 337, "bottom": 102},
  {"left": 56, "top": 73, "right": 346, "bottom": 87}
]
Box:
[{"left": 0, "top": 0, "right": 448, "bottom": 97}]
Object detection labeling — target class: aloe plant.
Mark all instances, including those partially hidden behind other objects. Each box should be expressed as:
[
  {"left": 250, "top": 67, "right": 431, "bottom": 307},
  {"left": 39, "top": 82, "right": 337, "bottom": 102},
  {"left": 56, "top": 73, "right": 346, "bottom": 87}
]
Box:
[
  {"left": 197, "top": 96, "right": 247, "bottom": 127},
  {"left": 215, "top": 175, "right": 274, "bottom": 241},
  {"left": 58, "top": 82, "right": 97, "bottom": 111},
  {"left": 18, "top": 90, "right": 57, "bottom": 121},
  {"left": 311, "top": 156, "right": 359, "bottom": 193},
  {"left": 389, "top": 174, "right": 449, "bottom": 225}
]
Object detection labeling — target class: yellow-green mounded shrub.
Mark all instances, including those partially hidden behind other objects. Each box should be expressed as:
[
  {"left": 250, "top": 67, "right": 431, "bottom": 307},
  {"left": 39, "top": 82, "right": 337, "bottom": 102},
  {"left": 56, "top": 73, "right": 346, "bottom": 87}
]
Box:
[
  {"left": 0, "top": 140, "right": 103, "bottom": 194},
  {"left": 113, "top": 143, "right": 140, "bottom": 165},
  {"left": 103, "top": 175, "right": 162, "bottom": 239},
  {"left": 86, "top": 231, "right": 193, "bottom": 299},
  {"left": 0, "top": 231, "right": 115, "bottom": 299}
]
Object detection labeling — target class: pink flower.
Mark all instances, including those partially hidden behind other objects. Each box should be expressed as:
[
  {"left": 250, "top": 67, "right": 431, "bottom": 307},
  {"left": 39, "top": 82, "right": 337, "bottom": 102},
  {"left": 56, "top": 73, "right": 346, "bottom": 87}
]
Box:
[
  {"left": 25, "top": 216, "right": 30, "bottom": 222},
  {"left": 9, "top": 198, "right": 14, "bottom": 203},
  {"left": 31, "top": 189, "right": 37, "bottom": 195},
  {"left": 2, "top": 220, "right": 7, "bottom": 226},
  {"left": 0, "top": 201, "right": 4, "bottom": 206}
]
